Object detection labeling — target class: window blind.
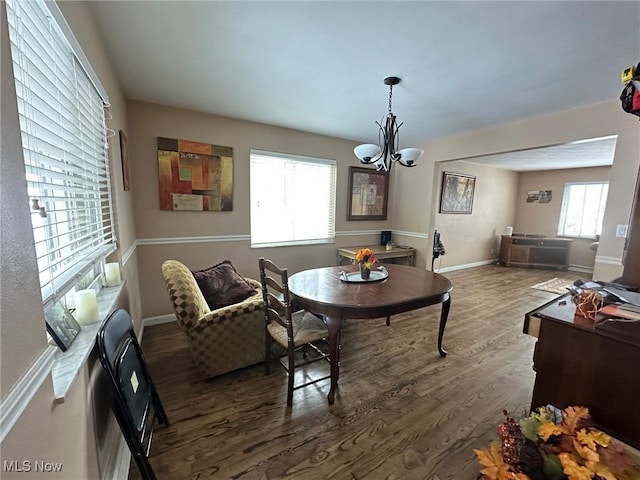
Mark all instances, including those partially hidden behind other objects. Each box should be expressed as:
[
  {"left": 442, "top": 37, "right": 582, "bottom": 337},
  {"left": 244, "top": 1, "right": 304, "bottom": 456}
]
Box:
[
  {"left": 250, "top": 150, "right": 337, "bottom": 247},
  {"left": 6, "top": 0, "right": 116, "bottom": 307},
  {"left": 558, "top": 182, "right": 609, "bottom": 238}
]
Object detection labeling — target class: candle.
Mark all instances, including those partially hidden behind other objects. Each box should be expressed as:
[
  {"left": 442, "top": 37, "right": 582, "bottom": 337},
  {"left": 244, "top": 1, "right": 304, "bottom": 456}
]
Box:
[
  {"left": 104, "top": 262, "right": 121, "bottom": 287},
  {"left": 74, "top": 289, "right": 98, "bottom": 325}
]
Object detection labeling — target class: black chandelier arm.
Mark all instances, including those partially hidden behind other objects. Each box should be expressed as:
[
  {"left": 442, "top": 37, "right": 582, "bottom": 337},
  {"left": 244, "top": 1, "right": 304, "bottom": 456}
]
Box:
[{"left": 354, "top": 75, "right": 421, "bottom": 172}]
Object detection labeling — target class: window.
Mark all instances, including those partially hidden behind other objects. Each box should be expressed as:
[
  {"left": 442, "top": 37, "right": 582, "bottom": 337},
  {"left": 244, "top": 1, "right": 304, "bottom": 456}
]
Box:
[
  {"left": 558, "top": 182, "right": 609, "bottom": 238},
  {"left": 6, "top": 0, "right": 115, "bottom": 308},
  {"left": 250, "top": 150, "right": 337, "bottom": 247}
]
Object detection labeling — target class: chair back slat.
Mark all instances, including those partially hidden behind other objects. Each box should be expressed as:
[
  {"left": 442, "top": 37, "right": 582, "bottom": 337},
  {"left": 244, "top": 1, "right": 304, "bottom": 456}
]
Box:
[
  {"left": 258, "top": 257, "right": 330, "bottom": 408},
  {"left": 259, "top": 257, "right": 294, "bottom": 335}
]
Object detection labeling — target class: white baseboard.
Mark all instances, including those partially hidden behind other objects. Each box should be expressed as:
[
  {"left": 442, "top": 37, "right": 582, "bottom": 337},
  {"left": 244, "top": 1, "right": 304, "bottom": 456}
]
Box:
[
  {"left": 434, "top": 259, "right": 496, "bottom": 273},
  {"left": 138, "top": 314, "right": 175, "bottom": 343},
  {"left": 568, "top": 265, "right": 594, "bottom": 274}
]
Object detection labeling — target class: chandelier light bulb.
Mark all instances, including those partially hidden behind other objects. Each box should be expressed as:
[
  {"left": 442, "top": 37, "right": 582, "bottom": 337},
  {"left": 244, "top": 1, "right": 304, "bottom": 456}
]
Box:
[{"left": 354, "top": 76, "right": 423, "bottom": 173}]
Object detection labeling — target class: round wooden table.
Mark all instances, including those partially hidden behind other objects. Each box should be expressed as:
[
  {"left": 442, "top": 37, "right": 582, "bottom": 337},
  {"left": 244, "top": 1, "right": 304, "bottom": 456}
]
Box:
[{"left": 288, "top": 264, "right": 453, "bottom": 404}]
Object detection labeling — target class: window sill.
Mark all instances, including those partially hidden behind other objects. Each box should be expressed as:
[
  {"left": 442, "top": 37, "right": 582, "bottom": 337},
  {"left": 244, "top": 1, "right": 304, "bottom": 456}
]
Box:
[{"left": 51, "top": 282, "right": 125, "bottom": 403}]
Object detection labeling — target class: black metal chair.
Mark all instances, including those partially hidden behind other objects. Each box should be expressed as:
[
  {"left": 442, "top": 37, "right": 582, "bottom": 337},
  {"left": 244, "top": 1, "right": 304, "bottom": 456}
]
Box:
[{"left": 96, "top": 309, "right": 169, "bottom": 480}]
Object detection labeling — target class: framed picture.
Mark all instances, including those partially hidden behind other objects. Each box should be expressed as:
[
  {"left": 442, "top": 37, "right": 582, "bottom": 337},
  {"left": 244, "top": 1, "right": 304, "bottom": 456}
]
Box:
[
  {"left": 347, "top": 166, "right": 390, "bottom": 220},
  {"left": 119, "top": 130, "right": 131, "bottom": 191},
  {"left": 44, "top": 301, "right": 81, "bottom": 352},
  {"left": 439, "top": 171, "right": 476, "bottom": 214}
]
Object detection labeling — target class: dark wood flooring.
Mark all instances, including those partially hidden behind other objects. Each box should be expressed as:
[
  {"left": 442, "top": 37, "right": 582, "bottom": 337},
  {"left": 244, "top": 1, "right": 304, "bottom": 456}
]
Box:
[{"left": 132, "top": 265, "right": 584, "bottom": 479}]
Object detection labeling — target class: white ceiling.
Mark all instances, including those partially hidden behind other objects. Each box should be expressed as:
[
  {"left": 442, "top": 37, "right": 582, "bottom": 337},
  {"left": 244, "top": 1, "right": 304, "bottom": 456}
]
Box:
[
  {"left": 88, "top": 1, "right": 639, "bottom": 169},
  {"left": 458, "top": 135, "right": 618, "bottom": 172}
]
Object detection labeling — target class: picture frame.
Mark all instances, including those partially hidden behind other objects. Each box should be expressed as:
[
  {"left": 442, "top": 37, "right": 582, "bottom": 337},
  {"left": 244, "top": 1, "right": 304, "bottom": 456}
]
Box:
[
  {"left": 157, "top": 136, "right": 234, "bottom": 211},
  {"left": 44, "top": 301, "right": 81, "bottom": 352},
  {"left": 347, "top": 166, "right": 390, "bottom": 221},
  {"left": 119, "top": 130, "right": 131, "bottom": 191},
  {"left": 439, "top": 171, "right": 476, "bottom": 214}
]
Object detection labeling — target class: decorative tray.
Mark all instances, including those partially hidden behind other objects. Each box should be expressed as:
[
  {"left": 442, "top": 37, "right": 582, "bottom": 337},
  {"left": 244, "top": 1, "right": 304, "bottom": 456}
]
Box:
[{"left": 339, "top": 266, "right": 389, "bottom": 283}]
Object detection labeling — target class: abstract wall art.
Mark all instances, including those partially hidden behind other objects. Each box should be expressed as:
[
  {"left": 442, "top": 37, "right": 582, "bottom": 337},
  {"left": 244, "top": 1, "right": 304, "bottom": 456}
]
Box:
[{"left": 157, "top": 136, "right": 233, "bottom": 211}]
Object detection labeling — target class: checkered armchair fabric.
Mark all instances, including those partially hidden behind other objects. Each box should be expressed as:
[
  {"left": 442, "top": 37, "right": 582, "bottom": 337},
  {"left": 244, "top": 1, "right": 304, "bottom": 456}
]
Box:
[{"left": 161, "top": 259, "right": 265, "bottom": 379}]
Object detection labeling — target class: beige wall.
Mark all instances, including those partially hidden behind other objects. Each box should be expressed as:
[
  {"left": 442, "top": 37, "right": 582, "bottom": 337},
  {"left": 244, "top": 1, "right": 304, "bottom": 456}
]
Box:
[
  {"left": 2, "top": 1, "right": 639, "bottom": 477},
  {"left": 1, "top": 2, "right": 136, "bottom": 479},
  {"left": 127, "top": 100, "right": 422, "bottom": 319},
  {"left": 397, "top": 100, "right": 640, "bottom": 281},
  {"left": 431, "top": 161, "right": 519, "bottom": 270},
  {"left": 515, "top": 166, "right": 611, "bottom": 269}
]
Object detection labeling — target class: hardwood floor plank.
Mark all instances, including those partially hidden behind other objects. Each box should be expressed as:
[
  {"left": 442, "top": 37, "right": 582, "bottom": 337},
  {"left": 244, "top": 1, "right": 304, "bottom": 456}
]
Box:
[{"left": 130, "top": 265, "right": 585, "bottom": 479}]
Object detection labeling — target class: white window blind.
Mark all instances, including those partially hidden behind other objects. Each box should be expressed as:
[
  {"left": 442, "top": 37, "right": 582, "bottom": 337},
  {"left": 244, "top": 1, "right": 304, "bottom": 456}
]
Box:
[
  {"left": 250, "top": 150, "right": 337, "bottom": 247},
  {"left": 558, "top": 182, "right": 609, "bottom": 238},
  {"left": 6, "top": 0, "right": 115, "bottom": 307}
]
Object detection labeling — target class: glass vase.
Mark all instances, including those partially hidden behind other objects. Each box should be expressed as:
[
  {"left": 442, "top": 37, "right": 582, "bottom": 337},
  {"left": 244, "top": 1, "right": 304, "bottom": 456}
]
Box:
[{"left": 359, "top": 264, "right": 371, "bottom": 280}]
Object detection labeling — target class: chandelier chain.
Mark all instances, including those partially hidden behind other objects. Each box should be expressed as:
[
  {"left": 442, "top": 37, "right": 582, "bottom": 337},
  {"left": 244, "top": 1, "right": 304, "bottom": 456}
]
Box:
[{"left": 388, "top": 84, "right": 393, "bottom": 115}]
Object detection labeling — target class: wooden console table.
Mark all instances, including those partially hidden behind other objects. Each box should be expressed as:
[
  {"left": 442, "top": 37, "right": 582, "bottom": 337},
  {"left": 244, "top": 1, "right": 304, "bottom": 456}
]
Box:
[
  {"left": 338, "top": 245, "right": 416, "bottom": 266},
  {"left": 500, "top": 235, "right": 572, "bottom": 269},
  {"left": 525, "top": 294, "right": 640, "bottom": 449}
]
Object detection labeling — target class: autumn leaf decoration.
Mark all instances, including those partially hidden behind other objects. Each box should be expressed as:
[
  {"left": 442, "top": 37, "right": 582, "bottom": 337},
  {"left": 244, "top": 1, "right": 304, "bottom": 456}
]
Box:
[
  {"left": 475, "top": 406, "right": 640, "bottom": 480},
  {"left": 474, "top": 442, "right": 529, "bottom": 480}
]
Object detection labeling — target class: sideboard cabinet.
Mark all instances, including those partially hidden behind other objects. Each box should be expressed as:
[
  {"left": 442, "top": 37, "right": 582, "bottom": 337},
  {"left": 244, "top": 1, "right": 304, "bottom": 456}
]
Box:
[{"left": 499, "top": 235, "right": 572, "bottom": 270}]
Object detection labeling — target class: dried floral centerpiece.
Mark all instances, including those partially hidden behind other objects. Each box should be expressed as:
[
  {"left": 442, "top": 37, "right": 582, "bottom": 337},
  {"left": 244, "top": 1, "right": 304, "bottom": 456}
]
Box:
[
  {"left": 475, "top": 405, "right": 640, "bottom": 480},
  {"left": 355, "top": 247, "right": 378, "bottom": 279}
]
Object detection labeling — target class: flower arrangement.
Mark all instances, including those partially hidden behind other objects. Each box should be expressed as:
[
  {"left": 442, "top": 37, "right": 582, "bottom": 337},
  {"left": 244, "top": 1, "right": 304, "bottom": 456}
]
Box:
[
  {"left": 355, "top": 248, "right": 378, "bottom": 269},
  {"left": 475, "top": 406, "right": 640, "bottom": 480}
]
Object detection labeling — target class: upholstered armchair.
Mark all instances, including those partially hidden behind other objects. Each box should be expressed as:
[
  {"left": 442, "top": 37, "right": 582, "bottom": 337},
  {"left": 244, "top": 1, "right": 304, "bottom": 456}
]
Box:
[{"left": 161, "top": 259, "right": 265, "bottom": 379}]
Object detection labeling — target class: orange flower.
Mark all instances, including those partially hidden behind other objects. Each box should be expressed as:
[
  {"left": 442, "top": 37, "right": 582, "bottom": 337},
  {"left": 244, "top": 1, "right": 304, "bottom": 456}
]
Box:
[{"left": 355, "top": 248, "right": 377, "bottom": 268}]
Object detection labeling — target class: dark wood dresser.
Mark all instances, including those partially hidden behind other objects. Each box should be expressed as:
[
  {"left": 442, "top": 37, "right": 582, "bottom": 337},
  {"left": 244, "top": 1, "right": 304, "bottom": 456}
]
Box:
[
  {"left": 525, "top": 295, "right": 640, "bottom": 449},
  {"left": 500, "top": 235, "right": 572, "bottom": 269}
]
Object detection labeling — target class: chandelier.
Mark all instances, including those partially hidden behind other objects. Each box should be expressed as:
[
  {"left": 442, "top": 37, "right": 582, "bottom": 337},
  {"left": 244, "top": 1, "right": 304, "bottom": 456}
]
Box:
[{"left": 353, "top": 76, "right": 423, "bottom": 172}]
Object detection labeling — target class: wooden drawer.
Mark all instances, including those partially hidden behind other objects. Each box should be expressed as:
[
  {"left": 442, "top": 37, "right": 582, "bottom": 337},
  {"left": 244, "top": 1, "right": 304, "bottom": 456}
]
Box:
[{"left": 510, "top": 245, "right": 530, "bottom": 262}]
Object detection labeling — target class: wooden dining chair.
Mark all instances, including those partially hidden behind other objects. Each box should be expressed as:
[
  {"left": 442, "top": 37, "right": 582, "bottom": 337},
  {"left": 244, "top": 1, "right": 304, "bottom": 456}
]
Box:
[{"left": 258, "top": 257, "right": 331, "bottom": 408}]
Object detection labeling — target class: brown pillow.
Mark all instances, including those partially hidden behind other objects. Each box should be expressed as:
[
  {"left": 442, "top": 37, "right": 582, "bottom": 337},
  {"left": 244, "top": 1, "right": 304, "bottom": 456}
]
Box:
[{"left": 191, "top": 260, "right": 257, "bottom": 310}]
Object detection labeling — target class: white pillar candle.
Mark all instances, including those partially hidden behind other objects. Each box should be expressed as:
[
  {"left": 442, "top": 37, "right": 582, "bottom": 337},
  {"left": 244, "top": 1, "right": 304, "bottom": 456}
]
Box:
[
  {"left": 104, "top": 262, "right": 121, "bottom": 287},
  {"left": 74, "top": 289, "right": 98, "bottom": 326},
  {"left": 504, "top": 226, "right": 513, "bottom": 236}
]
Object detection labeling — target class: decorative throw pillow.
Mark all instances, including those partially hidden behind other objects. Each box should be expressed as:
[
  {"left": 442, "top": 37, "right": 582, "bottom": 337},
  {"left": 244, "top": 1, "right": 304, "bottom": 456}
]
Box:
[{"left": 191, "top": 260, "right": 257, "bottom": 310}]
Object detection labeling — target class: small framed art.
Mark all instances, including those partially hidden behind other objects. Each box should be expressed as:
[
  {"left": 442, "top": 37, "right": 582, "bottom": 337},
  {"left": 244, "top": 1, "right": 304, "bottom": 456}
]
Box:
[
  {"left": 44, "top": 301, "right": 81, "bottom": 352},
  {"left": 119, "top": 130, "right": 131, "bottom": 191},
  {"left": 347, "top": 166, "right": 390, "bottom": 220},
  {"left": 439, "top": 171, "right": 476, "bottom": 214}
]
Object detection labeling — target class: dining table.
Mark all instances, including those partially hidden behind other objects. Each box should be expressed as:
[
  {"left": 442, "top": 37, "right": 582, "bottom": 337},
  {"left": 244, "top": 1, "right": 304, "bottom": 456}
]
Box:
[{"left": 287, "top": 263, "right": 453, "bottom": 404}]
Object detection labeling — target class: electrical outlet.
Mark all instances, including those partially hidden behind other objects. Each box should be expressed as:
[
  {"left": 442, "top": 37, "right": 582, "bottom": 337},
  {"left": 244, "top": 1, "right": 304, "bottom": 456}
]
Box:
[{"left": 616, "top": 224, "right": 628, "bottom": 237}]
